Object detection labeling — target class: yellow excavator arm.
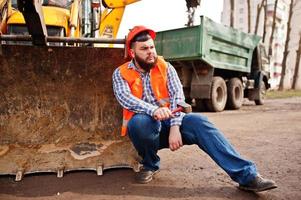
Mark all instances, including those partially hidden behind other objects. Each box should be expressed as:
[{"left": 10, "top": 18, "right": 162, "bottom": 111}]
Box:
[{"left": 99, "top": 0, "right": 140, "bottom": 39}]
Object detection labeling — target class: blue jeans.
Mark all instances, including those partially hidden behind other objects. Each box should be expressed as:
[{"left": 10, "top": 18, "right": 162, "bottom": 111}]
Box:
[{"left": 127, "top": 113, "right": 257, "bottom": 185}]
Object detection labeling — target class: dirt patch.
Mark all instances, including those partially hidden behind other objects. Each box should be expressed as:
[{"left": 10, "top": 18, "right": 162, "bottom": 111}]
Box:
[{"left": 0, "top": 97, "right": 300, "bottom": 200}]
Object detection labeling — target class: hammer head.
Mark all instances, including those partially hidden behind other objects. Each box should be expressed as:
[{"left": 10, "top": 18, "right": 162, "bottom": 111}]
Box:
[{"left": 177, "top": 102, "right": 192, "bottom": 113}]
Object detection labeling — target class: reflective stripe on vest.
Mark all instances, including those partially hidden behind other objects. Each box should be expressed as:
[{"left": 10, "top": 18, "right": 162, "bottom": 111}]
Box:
[{"left": 119, "top": 56, "right": 170, "bottom": 136}]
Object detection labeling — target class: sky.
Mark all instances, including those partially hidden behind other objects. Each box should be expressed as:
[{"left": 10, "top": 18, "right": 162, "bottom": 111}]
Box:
[{"left": 118, "top": 0, "right": 224, "bottom": 38}]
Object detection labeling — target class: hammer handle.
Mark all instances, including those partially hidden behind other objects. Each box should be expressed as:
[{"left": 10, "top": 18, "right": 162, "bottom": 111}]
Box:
[{"left": 171, "top": 107, "right": 183, "bottom": 114}]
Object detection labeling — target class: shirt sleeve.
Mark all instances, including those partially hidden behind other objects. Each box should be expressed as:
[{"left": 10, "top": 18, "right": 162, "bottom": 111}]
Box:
[
  {"left": 112, "top": 68, "right": 159, "bottom": 116},
  {"left": 167, "top": 63, "right": 186, "bottom": 126}
]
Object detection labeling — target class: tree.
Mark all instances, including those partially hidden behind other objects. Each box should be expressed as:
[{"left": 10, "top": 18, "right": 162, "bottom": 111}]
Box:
[
  {"left": 254, "top": 0, "right": 266, "bottom": 36},
  {"left": 279, "top": 0, "right": 294, "bottom": 90},
  {"left": 262, "top": 0, "right": 267, "bottom": 42},
  {"left": 247, "top": 0, "right": 251, "bottom": 33},
  {"left": 230, "top": 0, "right": 234, "bottom": 28},
  {"left": 292, "top": 33, "right": 301, "bottom": 90},
  {"left": 268, "top": 0, "right": 278, "bottom": 56},
  {"left": 185, "top": 0, "right": 201, "bottom": 27}
]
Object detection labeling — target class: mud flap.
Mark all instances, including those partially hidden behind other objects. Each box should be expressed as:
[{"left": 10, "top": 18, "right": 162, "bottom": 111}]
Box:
[{"left": 0, "top": 45, "right": 140, "bottom": 180}]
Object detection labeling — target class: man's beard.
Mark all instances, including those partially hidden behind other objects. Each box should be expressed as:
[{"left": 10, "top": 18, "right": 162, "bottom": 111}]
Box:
[{"left": 134, "top": 54, "right": 158, "bottom": 72}]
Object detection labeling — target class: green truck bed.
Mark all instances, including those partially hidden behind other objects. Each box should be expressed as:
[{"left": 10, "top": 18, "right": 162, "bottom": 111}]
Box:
[{"left": 155, "top": 16, "right": 261, "bottom": 73}]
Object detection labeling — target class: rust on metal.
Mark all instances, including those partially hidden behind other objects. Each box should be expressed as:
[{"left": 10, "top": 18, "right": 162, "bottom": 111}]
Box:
[{"left": 0, "top": 45, "right": 139, "bottom": 179}]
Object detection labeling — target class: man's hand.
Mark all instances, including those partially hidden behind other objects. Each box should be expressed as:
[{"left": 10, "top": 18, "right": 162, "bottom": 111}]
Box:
[
  {"left": 153, "top": 107, "right": 174, "bottom": 121},
  {"left": 169, "top": 125, "right": 183, "bottom": 151}
]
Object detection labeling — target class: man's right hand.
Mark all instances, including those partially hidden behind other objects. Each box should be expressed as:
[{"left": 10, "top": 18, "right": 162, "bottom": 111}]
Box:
[{"left": 153, "top": 107, "right": 174, "bottom": 121}]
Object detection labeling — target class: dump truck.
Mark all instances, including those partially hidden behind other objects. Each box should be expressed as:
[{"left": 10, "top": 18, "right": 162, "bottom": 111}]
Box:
[{"left": 155, "top": 16, "right": 270, "bottom": 112}]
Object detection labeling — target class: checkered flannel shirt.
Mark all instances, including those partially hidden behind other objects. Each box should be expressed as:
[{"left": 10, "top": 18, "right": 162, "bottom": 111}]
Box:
[{"left": 112, "top": 60, "right": 185, "bottom": 126}]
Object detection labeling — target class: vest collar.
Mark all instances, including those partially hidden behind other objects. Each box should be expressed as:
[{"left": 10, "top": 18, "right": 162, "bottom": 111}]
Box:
[
  {"left": 128, "top": 59, "right": 152, "bottom": 75},
  {"left": 127, "top": 60, "right": 136, "bottom": 69}
]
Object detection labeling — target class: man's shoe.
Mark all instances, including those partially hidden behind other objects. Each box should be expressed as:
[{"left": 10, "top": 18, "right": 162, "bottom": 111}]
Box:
[
  {"left": 239, "top": 175, "right": 277, "bottom": 192},
  {"left": 135, "top": 168, "right": 159, "bottom": 184}
]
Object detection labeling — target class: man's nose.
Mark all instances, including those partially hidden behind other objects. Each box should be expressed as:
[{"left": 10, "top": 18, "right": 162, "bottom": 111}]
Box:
[{"left": 147, "top": 48, "right": 154, "bottom": 53}]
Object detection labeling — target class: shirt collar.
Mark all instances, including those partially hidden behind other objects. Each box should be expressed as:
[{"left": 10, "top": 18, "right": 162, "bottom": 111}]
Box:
[
  {"left": 128, "top": 59, "right": 149, "bottom": 75},
  {"left": 127, "top": 60, "right": 136, "bottom": 70}
]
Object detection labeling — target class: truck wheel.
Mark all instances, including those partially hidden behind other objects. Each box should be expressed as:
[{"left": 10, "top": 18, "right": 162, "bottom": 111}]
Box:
[
  {"left": 226, "top": 78, "right": 243, "bottom": 109},
  {"left": 205, "top": 76, "right": 227, "bottom": 112},
  {"left": 255, "top": 79, "right": 266, "bottom": 105}
]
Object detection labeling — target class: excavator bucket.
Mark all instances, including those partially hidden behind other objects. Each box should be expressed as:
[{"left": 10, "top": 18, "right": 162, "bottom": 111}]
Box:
[{"left": 0, "top": 44, "right": 140, "bottom": 181}]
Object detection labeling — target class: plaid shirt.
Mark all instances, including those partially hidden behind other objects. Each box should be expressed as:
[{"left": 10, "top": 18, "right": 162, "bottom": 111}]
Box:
[{"left": 112, "top": 60, "right": 185, "bottom": 126}]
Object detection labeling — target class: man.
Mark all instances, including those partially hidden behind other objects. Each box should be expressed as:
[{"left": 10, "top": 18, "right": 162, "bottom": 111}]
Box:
[{"left": 112, "top": 26, "right": 277, "bottom": 192}]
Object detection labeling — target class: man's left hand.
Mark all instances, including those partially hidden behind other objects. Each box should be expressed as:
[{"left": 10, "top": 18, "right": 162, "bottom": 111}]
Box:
[{"left": 169, "top": 125, "right": 183, "bottom": 151}]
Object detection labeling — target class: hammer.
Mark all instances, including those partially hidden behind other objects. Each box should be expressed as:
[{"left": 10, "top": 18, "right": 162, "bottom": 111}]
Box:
[{"left": 171, "top": 102, "right": 192, "bottom": 114}]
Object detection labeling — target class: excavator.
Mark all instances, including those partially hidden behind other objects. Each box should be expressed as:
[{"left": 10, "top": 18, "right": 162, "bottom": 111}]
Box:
[
  {"left": 0, "top": 0, "right": 200, "bottom": 181},
  {"left": 0, "top": 0, "right": 140, "bottom": 44}
]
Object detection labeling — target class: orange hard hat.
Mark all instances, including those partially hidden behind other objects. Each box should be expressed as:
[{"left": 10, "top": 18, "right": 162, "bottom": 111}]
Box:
[{"left": 126, "top": 25, "right": 156, "bottom": 59}]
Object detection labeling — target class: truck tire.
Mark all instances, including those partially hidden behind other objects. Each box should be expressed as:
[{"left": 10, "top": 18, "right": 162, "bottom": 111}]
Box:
[
  {"left": 255, "top": 78, "right": 266, "bottom": 105},
  {"left": 226, "top": 78, "right": 243, "bottom": 109},
  {"left": 205, "top": 76, "right": 227, "bottom": 112}
]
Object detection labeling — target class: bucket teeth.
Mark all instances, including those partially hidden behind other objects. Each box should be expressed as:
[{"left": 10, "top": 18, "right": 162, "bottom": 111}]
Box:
[
  {"left": 15, "top": 170, "right": 24, "bottom": 182},
  {"left": 57, "top": 169, "right": 64, "bottom": 178},
  {"left": 97, "top": 165, "right": 103, "bottom": 176}
]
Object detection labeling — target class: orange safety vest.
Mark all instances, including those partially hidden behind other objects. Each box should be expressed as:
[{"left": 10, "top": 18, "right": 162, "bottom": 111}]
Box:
[{"left": 119, "top": 56, "right": 170, "bottom": 136}]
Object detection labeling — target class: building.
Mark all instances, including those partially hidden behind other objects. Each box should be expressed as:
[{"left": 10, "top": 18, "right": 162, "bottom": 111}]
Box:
[
  {"left": 221, "top": 0, "right": 291, "bottom": 89},
  {"left": 285, "top": 1, "right": 301, "bottom": 89}
]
